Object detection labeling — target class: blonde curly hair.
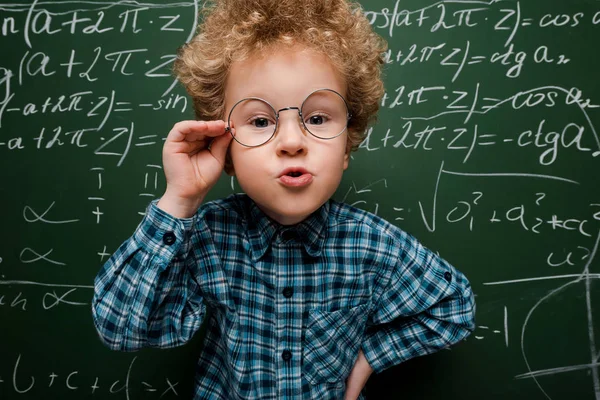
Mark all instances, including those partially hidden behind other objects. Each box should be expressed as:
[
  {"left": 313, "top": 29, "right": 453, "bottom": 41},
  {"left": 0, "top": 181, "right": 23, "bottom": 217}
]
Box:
[{"left": 172, "top": 0, "right": 387, "bottom": 172}]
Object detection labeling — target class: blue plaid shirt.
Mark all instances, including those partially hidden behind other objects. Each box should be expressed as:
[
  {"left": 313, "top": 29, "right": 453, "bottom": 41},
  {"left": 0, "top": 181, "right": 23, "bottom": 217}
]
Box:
[{"left": 92, "top": 194, "right": 475, "bottom": 399}]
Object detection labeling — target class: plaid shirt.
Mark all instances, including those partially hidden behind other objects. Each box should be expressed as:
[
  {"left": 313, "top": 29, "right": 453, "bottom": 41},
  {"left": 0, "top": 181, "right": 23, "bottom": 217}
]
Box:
[{"left": 93, "top": 194, "right": 475, "bottom": 400}]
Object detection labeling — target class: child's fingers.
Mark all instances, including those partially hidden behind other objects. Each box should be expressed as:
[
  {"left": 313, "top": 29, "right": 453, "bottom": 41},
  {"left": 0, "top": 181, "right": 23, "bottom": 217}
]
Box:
[
  {"left": 167, "top": 120, "right": 227, "bottom": 143},
  {"left": 209, "top": 128, "right": 234, "bottom": 166}
]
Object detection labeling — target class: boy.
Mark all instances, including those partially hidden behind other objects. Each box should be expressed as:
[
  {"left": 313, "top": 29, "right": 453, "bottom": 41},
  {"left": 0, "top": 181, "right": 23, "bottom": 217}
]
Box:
[{"left": 92, "top": 0, "right": 476, "bottom": 399}]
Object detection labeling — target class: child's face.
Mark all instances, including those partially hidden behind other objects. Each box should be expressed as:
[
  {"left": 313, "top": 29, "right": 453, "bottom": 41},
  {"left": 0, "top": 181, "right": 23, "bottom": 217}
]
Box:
[{"left": 225, "top": 45, "right": 350, "bottom": 225}]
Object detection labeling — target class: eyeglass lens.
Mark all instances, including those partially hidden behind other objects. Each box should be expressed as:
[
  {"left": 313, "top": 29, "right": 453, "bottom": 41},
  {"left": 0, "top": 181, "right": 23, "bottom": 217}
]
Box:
[{"left": 228, "top": 89, "right": 349, "bottom": 147}]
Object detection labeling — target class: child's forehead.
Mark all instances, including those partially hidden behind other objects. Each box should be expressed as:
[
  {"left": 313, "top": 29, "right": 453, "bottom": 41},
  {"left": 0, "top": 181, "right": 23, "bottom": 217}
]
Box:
[
  {"left": 225, "top": 44, "right": 346, "bottom": 103},
  {"left": 232, "top": 43, "right": 326, "bottom": 71}
]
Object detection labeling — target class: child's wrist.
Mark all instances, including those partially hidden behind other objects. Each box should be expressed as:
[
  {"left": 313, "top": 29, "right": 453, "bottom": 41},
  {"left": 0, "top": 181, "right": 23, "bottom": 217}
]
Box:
[{"left": 157, "top": 190, "right": 204, "bottom": 218}]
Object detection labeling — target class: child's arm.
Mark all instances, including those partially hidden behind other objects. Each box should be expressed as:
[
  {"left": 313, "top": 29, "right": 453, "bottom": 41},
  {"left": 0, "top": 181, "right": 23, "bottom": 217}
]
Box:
[
  {"left": 92, "top": 200, "right": 203, "bottom": 351},
  {"left": 361, "top": 233, "right": 476, "bottom": 374},
  {"left": 92, "top": 120, "right": 234, "bottom": 351},
  {"left": 344, "top": 349, "right": 373, "bottom": 400}
]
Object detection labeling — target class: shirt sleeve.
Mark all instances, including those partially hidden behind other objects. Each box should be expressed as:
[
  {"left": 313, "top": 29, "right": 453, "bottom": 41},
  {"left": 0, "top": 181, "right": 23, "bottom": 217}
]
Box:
[
  {"left": 92, "top": 198, "right": 229, "bottom": 352},
  {"left": 361, "top": 233, "right": 476, "bottom": 374}
]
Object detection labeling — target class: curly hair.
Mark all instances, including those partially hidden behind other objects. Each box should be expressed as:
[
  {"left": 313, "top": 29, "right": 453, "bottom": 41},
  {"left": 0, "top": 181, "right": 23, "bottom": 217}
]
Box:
[{"left": 172, "top": 0, "right": 388, "bottom": 171}]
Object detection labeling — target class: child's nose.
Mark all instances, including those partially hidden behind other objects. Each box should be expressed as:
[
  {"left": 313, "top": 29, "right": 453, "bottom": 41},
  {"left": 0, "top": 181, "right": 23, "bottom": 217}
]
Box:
[{"left": 275, "top": 111, "right": 307, "bottom": 156}]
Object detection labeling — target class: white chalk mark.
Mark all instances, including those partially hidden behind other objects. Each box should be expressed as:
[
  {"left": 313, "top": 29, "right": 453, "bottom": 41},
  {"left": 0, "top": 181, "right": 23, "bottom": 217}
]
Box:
[
  {"left": 442, "top": 170, "right": 579, "bottom": 185},
  {"left": 584, "top": 235, "right": 600, "bottom": 397},
  {"left": 418, "top": 161, "right": 578, "bottom": 233},
  {"left": 484, "top": 273, "right": 600, "bottom": 286},
  {"left": 12, "top": 354, "right": 34, "bottom": 393},
  {"left": 19, "top": 248, "right": 66, "bottom": 266},
  {"left": 0, "top": 280, "right": 93, "bottom": 289},
  {"left": 162, "top": 0, "right": 199, "bottom": 98},
  {"left": 23, "top": 202, "right": 79, "bottom": 224},
  {"left": 43, "top": 288, "right": 88, "bottom": 310},
  {"left": 142, "top": 382, "right": 157, "bottom": 392},
  {"left": 464, "top": 82, "right": 479, "bottom": 124},
  {"left": 402, "top": 85, "right": 600, "bottom": 153},
  {"left": 0, "top": 1, "right": 196, "bottom": 14},
  {"left": 452, "top": 40, "right": 470, "bottom": 84},
  {"left": 504, "top": 1, "right": 521, "bottom": 47},
  {"left": 126, "top": 356, "right": 136, "bottom": 400},
  {"left": 516, "top": 361, "right": 600, "bottom": 379},
  {"left": 504, "top": 306, "right": 509, "bottom": 347},
  {"left": 521, "top": 280, "right": 579, "bottom": 399},
  {"left": 160, "top": 378, "right": 180, "bottom": 397},
  {"left": 418, "top": 161, "right": 444, "bottom": 232},
  {"left": 520, "top": 229, "right": 600, "bottom": 399},
  {"left": 342, "top": 179, "right": 389, "bottom": 201}
]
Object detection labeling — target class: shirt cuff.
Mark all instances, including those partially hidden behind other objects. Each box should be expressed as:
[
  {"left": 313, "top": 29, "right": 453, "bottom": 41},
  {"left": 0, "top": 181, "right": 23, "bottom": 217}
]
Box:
[
  {"left": 132, "top": 198, "right": 198, "bottom": 263},
  {"left": 361, "top": 326, "right": 395, "bottom": 374}
]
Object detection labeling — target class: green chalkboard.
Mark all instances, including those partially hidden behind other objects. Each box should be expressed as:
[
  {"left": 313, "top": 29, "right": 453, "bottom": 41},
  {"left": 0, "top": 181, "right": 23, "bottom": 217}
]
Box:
[{"left": 1, "top": 0, "right": 599, "bottom": 399}]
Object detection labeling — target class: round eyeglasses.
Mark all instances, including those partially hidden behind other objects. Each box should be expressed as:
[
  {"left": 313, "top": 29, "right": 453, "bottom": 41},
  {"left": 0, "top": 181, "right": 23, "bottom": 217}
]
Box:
[{"left": 225, "top": 88, "right": 352, "bottom": 148}]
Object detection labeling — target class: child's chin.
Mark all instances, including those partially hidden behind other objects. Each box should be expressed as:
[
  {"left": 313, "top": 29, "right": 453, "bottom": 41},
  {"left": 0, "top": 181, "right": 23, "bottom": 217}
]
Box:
[{"left": 254, "top": 200, "right": 320, "bottom": 225}]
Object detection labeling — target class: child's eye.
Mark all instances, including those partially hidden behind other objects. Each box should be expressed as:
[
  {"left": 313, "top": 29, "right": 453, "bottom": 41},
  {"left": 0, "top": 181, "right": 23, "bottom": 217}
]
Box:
[
  {"left": 250, "top": 117, "right": 272, "bottom": 128},
  {"left": 307, "top": 114, "right": 328, "bottom": 125}
]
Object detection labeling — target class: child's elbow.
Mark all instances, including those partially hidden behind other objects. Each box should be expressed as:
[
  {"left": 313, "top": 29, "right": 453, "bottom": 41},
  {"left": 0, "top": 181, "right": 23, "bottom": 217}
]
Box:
[
  {"left": 457, "top": 285, "right": 477, "bottom": 337},
  {"left": 91, "top": 303, "right": 141, "bottom": 353}
]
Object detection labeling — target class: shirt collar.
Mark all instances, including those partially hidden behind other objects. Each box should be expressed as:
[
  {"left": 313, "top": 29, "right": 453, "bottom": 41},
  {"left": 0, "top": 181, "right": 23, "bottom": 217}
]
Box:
[{"left": 241, "top": 195, "right": 329, "bottom": 261}]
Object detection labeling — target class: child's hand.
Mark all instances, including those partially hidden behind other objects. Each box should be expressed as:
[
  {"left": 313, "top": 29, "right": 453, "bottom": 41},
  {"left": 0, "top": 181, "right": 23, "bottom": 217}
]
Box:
[{"left": 157, "top": 120, "right": 234, "bottom": 218}]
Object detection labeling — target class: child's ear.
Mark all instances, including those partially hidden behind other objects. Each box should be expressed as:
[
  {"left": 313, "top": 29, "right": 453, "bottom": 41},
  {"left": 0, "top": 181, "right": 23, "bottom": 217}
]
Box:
[
  {"left": 343, "top": 136, "right": 353, "bottom": 170},
  {"left": 343, "top": 150, "right": 350, "bottom": 171}
]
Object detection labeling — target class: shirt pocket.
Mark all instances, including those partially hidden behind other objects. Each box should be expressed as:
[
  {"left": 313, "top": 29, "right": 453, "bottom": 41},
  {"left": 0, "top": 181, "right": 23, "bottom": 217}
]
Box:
[{"left": 303, "top": 303, "right": 370, "bottom": 385}]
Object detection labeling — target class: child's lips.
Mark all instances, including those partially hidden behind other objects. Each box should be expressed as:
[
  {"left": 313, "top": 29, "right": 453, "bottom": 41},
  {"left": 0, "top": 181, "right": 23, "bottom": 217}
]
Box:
[
  {"left": 278, "top": 166, "right": 313, "bottom": 187},
  {"left": 279, "top": 173, "right": 314, "bottom": 187}
]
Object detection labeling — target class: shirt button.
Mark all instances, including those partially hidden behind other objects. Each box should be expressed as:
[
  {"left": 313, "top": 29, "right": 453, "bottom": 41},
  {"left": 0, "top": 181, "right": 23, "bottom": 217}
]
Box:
[
  {"left": 281, "top": 350, "right": 292, "bottom": 361},
  {"left": 444, "top": 271, "right": 452, "bottom": 283},
  {"left": 163, "top": 231, "right": 176, "bottom": 245},
  {"left": 282, "top": 287, "right": 294, "bottom": 298}
]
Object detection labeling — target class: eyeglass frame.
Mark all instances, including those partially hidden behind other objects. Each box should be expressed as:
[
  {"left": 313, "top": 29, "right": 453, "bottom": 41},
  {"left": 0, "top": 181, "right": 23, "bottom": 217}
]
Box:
[{"left": 224, "top": 88, "right": 353, "bottom": 148}]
